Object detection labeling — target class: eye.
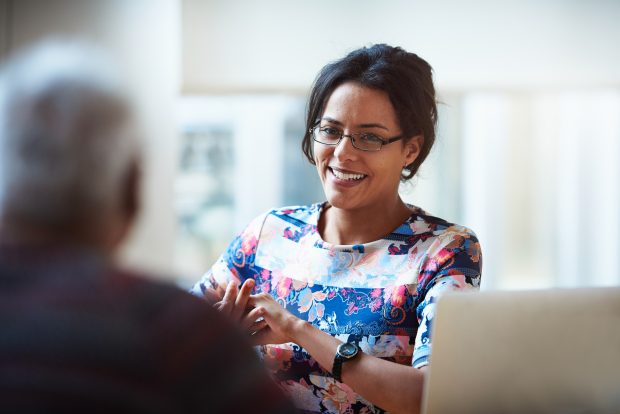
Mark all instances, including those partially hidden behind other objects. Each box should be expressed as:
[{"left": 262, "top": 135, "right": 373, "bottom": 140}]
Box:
[
  {"left": 319, "top": 127, "right": 342, "bottom": 138},
  {"left": 359, "top": 133, "right": 384, "bottom": 144}
]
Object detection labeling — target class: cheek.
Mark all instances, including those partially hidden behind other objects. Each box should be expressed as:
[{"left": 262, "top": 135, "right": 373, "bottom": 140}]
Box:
[
  {"left": 313, "top": 142, "right": 331, "bottom": 164},
  {"left": 372, "top": 157, "right": 404, "bottom": 182}
]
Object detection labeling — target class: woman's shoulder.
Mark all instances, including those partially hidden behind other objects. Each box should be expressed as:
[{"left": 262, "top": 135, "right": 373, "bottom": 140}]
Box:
[
  {"left": 240, "top": 204, "right": 321, "bottom": 243},
  {"left": 241, "top": 203, "right": 318, "bottom": 230},
  {"left": 404, "top": 205, "right": 479, "bottom": 243},
  {"left": 403, "top": 207, "right": 482, "bottom": 278}
]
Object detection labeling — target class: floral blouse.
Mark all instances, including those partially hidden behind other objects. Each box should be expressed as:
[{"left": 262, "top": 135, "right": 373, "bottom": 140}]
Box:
[{"left": 192, "top": 203, "right": 482, "bottom": 413}]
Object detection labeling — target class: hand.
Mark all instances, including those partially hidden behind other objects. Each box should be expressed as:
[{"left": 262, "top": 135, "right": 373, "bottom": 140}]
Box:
[
  {"left": 248, "top": 293, "right": 302, "bottom": 345},
  {"left": 201, "top": 283, "right": 226, "bottom": 305},
  {"left": 214, "top": 279, "right": 267, "bottom": 333}
]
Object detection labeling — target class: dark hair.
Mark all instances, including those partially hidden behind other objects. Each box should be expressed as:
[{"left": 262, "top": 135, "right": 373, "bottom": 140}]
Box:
[{"left": 302, "top": 44, "right": 437, "bottom": 180}]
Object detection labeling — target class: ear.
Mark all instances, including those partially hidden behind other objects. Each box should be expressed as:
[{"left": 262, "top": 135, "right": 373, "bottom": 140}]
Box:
[
  {"left": 102, "top": 158, "right": 141, "bottom": 252},
  {"left": 403, "top": 135, "right": 423, "bottom": 166}
]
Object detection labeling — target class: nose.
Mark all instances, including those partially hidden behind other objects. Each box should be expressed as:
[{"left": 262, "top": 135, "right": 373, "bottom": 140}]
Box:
[{"left": 333, "top": 134, "right": 358, "bottom": 161}]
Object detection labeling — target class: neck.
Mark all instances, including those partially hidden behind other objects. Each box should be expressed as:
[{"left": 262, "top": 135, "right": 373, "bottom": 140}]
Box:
[{"left": 319, "top": 197, "right": 412, "bottom": 245}]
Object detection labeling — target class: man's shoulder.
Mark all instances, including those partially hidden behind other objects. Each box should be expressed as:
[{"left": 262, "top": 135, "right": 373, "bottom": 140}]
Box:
[
  {"left": 105, "top": 267, "right": 236, "bottom": 334},
  {"left": 108, "top": 269, "right": 298, "bottom": 414},
  {"left": 0, "top": 252, "right": 296, "bottom": 413}
]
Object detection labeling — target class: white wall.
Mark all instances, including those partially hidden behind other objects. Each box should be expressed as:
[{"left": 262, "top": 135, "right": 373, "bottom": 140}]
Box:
[
  {"left": 461, "top": 91, "right": 620, "bottom": 289},
  {"left": 2, "top": 0, "right": 181, "bottom": 279},
  {"left": 183, "top": 0, "right": 620, "bottom": 93},
  {"left": 179, "top": 95, "right": 299, "bottom": 231}
]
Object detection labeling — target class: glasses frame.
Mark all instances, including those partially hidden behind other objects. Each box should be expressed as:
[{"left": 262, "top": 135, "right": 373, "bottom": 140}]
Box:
[{"left": 310, "top": 125, "right": 405, "bottom": 152}]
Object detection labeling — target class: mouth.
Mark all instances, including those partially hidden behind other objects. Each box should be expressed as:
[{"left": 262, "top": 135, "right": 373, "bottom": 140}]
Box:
[{"left": 328, "top": 167, "right": 368, "bottom": 182}]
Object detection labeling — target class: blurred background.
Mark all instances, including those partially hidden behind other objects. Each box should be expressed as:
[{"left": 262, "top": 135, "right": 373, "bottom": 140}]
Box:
[{"left": 1, "top": 0, "right": 618, "bottom": 290}]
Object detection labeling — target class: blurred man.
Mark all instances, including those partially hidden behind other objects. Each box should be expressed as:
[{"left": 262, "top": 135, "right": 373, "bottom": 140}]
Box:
[{"left": 0, "top": 41, "right": 295, "bottom": 414}]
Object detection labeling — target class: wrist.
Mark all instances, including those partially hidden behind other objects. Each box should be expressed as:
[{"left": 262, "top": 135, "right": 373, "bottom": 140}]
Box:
[
  {"left": 332, "top": 342, "right": 361, "bottom": 382},
  {"left": 285, "top": 316, "right": 310, "bottom": 343}
]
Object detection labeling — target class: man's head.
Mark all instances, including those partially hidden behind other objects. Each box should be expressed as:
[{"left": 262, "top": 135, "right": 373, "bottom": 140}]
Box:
[{"left": 0, "top": 41, "right": 140, "bottom": 252}]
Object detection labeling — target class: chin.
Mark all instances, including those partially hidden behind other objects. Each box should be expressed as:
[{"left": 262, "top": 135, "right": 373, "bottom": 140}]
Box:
[{"left": 324, "top": 192, "right": 362, "bottom": 211}]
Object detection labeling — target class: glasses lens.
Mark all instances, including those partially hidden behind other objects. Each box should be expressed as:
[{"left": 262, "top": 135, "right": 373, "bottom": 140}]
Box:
[
  {"left": 313, "top": 127, "right": 341, "bottom": 145},
  {"left": 312, "top": 128, "right": 384, "bottom": 151},
  {"left": 353, "top": 134, "right": 383, "bottom": 151}
]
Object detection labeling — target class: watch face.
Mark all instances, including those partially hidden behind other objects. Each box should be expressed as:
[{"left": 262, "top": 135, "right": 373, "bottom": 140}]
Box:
[{"left": 338, "top": 342, "right": 359, "bottom": 358}]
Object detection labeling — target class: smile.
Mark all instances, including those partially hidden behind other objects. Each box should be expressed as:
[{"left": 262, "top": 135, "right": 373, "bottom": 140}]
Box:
[{"left": 329, "top": 167, "right": 367, "bottom": 181}]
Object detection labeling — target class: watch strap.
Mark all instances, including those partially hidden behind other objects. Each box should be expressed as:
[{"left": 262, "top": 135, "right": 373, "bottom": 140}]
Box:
[
  {"left": 332, "top": 354, "right": 344, "bottom": 382},
  {"left": 332, "top": 342, "right": 359, "bottom": 382}
]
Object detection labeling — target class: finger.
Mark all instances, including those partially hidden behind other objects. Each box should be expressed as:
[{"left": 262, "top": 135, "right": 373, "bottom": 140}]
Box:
[
  {"left": 250, "top": 318, "right": 268, "bottom": 329},
  {"left": 215, "top": 282, "right": 226, "bottom": 298},
  {"left": 232, "top": 279, "right": 255, "bottom": 320},
  {"left": 203, "top": 288, "right": 222, "bottom": 305},
  {"left": 247, "top": 293, "right": 268, "bottom": 307},
  {"left": 242, "top": 306, "right": 265, "bottom": 330},
  {"left": 249, "top": 319, "right": 268, "bottom": 335},
  {"left": 219, "top": 280, "right": 239, "bottom": 314},
  {"left": 248, "top": 293, "right": 282, "bottom": 314},
  {"left": 212, "top": 285, "right": 226, "bottom": 300},
  {"left": 249, "top": 327, "right": 273, "bottom": 346}
]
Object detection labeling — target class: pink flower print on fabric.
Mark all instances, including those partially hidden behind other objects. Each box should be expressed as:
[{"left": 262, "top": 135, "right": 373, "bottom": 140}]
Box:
[
  {"left": 262, "top": 345, "right": 294, "bottom": 372},
  {"left": 390, "top": 285, "right": 407, "bottom": 307},
  {"left": 241, "top": 236, "right": 258, "bottom": 257},
  {"left": 309, "top": 376, "right": 357, "bottom": 413},
  {"left": 382, "top": 285, "right": 410, "bottom": 325},
  {"left": 276, "top": 275, "right": 293, "bottom": 299},
  {"left": 280, "top": 379, "right": 321, "bottom": 413},
  {"left": 297, "top": 288, "right": 328, "bottom": 322},
  {"left": 369, "top": 288, "right": 383, "bottom": 312}
]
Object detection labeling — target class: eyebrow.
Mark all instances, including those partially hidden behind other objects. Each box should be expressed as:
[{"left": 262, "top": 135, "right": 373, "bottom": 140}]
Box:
[{"left": 321, "top": 116, "right": 389, "bottom": 131}]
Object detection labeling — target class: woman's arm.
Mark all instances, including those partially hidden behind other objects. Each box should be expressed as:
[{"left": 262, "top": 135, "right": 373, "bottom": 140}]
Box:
[{"left": 249, "top": 293, "right": 426, "bottom": 414}]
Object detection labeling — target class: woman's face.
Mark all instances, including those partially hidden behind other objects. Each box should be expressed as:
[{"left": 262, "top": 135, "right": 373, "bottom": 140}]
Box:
[{"left": 314, "top": 82, "right": 421, "bottom": 213}]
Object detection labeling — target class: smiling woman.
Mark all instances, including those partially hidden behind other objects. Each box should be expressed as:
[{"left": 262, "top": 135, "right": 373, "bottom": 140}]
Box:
[
  {"left": 312, "top": 83, "right": 421, "bottom": 244},
  {"left": 192, "top": 44, "right": 482, "bottom": 414}
]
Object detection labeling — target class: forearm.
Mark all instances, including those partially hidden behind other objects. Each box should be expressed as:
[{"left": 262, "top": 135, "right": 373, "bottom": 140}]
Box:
[{"left": 291, "top": 319, "right": 425, "bottom": 414}]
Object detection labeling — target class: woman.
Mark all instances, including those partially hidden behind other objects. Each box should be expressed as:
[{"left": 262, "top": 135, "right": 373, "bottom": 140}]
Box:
[{"left": 193, "top": 44, "right": 482, "bottom": 414}]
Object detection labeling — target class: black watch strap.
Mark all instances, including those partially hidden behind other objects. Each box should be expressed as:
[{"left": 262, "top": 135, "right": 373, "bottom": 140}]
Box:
[
  {"left": 332, "top": 342, "right": 359, "bottom": 382},
  {"left": 332, "top": 355, "right": 344, "bottom": 383}
]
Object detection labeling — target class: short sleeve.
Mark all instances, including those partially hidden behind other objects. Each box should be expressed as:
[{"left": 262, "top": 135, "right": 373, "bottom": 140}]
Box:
[
  {"left": 190, "top": 212, "right": 269, "bottom": 299},
  {"left": 411, "top": 236, "right": 482, "bottom": 368}
]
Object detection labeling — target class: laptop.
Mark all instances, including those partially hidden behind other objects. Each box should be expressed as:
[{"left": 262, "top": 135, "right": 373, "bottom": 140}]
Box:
[{"left": 422, "top": 287, "right": 620, "bottom": 414}]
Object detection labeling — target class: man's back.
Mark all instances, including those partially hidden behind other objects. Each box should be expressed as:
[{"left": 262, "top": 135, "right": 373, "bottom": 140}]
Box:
[{"left": 0, "top": 244, "right": 294, "bottom": 413}]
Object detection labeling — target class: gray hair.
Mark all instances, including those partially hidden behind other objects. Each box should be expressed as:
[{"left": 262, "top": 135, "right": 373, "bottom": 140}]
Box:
[{"left": 0, "top": 40, "right": 140, "bottom": 226}]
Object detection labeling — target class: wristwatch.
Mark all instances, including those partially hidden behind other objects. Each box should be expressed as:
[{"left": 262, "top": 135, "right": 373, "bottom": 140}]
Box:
[{"left": 332, "top": 342, "right": 360, "bottom": 382}]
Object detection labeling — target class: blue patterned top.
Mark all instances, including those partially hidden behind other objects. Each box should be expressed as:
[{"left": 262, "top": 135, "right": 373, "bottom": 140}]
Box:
[{"left": 192, "top": 203, "right": 482, "bottom": 413}]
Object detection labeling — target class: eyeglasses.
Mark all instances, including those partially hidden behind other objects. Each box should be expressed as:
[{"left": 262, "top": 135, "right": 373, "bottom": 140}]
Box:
[{"left": 310, "top": 125, "right": 404, "bottom": 152}]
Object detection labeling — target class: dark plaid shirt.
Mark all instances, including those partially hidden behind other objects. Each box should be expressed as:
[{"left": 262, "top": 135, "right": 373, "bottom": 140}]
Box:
[{"left": 0, "top": 244, "right": 296, "bottom": 414}]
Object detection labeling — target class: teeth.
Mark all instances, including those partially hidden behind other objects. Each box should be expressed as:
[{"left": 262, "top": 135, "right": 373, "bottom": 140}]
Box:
[{"left": 331, "top": 169, "right": 366, "bottom": 181}]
